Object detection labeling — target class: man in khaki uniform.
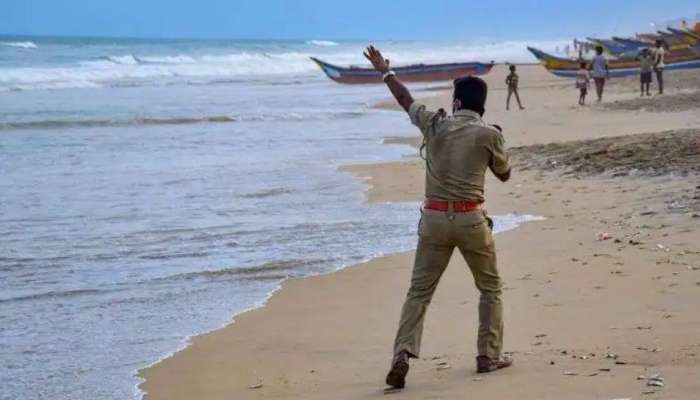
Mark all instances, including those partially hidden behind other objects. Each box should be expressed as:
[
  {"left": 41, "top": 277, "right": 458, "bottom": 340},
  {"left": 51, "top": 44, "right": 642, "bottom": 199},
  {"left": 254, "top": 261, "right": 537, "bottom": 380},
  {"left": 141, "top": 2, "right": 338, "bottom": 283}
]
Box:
[{"left": 363, "top": 46, "right": 513, "bottom": 389}]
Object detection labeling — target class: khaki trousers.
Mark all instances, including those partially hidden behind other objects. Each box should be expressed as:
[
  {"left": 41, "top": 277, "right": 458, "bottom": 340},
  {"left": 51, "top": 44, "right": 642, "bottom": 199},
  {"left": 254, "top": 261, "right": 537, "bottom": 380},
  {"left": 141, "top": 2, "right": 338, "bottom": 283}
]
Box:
[{"left": 393, "top": 208, "right": 503, "bottom": 359}]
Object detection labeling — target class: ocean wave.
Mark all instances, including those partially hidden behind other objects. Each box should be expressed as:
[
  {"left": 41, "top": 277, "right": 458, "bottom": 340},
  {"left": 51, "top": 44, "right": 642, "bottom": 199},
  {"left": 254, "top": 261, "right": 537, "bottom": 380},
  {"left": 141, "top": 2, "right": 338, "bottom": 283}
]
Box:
[
  {"left": 0, "top": 40, "right": 569, "bottom": 91},
  {"left": 102, "top": 54, "right": 140, "bottom": 65},
  {"left": 1, "top": 41, "right": 38, "bottom": 49},
  {"left": 307, "top": 40, "right": 339, "bottom": 46},
  {"left": 101, "top": 54, "right": 197, "bottom": 65},
  {"left": 0, "top": 115, "right": 238, "bottom": 130},
  {"left": 0, "top": 109, "right": 369, "bottom": 131},
  {"left": 238, "top": 187, "right": 293, "bottom": 199},
  {"left": 0, "top": 288, "right": 118, "bottom": 304},
  {"left": 165, "top": 258, "right": 335, "bottom": 282},
  {"left": 0, "top": 51, "right": 322, "bottom": 91}
]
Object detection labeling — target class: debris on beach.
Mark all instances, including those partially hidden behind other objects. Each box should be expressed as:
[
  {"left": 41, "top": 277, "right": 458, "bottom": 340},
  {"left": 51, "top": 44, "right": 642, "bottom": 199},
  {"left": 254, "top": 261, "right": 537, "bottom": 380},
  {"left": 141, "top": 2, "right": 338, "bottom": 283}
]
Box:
[
  {"left": 636, "top": 346, "right": 662, "bottom": 352},
  {"left": 248, "top": 381, "right": 263, "bottom": 389},
  {"left": 638, "top": 373, "right": 665, "bottom": 388},
  {"left": 436, "top": 361, "right": 451, "bottom": 370},
  {"left": 563, "top": 371, "right": 578, "bottom": 376},
  {"left": 597, "top": 232, "right": 613, "bottom": 241}
]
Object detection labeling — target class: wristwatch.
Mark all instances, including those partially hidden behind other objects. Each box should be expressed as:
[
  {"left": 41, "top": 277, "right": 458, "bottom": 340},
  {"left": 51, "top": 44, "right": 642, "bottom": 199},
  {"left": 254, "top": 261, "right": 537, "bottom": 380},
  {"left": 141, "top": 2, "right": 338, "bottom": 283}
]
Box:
[{"left": 382, "top": 70, "right": 396, "bottom": 81}]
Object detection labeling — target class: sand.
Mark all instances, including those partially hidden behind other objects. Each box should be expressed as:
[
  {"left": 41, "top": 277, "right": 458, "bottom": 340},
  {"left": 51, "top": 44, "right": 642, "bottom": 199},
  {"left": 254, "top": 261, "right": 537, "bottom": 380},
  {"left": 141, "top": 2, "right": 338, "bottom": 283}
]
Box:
[{"left": 139, "top": 65, "right": 700, "bottom": 399}]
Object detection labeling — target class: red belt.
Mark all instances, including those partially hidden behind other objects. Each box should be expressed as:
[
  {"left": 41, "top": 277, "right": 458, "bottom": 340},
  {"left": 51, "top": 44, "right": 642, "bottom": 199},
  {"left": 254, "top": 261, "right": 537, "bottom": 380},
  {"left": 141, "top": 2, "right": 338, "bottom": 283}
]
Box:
[{"left": 423, "top": 199, "right": 482, "bottom": 212}]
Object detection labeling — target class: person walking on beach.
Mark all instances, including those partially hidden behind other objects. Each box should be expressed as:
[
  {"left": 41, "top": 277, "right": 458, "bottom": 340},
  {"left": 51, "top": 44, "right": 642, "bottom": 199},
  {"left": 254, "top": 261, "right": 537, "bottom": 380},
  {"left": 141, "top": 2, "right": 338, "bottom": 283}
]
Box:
[
  {"left": 363, "top": 45, "right": 513, "bottom": 390},
  {"left": 637, "top": 48, "right": 654, "bottom": 96},
  {"left": 505, "top": 65, "right": 525, "bottom": 110},
  {"left": 653, "top": 40, "right": 665, "bottom": 95},
  {"left": 591, "top": 46, "right": 609, "bottom": 102},
  {"left": 575, "top": 62, "right": 591, "bottom": 105}
]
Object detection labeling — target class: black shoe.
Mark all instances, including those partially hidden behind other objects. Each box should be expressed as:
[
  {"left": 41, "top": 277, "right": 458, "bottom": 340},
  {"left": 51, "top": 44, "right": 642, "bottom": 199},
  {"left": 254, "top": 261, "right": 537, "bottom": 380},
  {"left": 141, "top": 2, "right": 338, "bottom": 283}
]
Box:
[{"left": 385, "top": 351, "right": 410, "bottom": 388}]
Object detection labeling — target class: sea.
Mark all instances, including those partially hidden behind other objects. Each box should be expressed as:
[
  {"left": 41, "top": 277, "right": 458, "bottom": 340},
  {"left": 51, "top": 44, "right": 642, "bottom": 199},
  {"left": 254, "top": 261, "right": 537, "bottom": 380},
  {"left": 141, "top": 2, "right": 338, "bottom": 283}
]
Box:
[{"left": 0, "top": 36, "right": 557, "bottom": 400}]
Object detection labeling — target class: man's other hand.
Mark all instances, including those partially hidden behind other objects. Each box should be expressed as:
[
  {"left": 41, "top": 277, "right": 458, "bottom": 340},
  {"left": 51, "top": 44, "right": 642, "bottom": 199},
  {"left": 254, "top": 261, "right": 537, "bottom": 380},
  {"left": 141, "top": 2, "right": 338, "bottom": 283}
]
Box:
[{"left": 364, "top": 45, "right": 391, "bottom": 74}]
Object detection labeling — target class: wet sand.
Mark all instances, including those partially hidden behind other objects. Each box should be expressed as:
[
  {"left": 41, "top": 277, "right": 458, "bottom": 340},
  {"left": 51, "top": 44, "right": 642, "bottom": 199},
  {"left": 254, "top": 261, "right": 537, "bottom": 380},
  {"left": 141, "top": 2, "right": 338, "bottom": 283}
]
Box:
[{"left": 140, "top": 65, "right": 700, "bottom": 399}]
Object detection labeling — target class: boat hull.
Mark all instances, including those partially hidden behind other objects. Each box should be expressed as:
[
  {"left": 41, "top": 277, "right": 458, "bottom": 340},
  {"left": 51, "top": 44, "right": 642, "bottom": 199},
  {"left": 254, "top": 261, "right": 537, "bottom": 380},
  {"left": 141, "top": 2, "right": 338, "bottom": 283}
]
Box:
[{"left": 310, "top": 57, "right": 494, "bottom": 84}]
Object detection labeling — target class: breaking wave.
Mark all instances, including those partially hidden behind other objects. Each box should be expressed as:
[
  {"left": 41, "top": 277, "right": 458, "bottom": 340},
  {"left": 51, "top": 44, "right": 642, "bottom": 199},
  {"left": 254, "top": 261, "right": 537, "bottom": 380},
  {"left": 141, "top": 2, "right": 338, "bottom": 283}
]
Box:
[
  {"left": 1, "top": 41, "right": 38, "bottom": 49},
  {"left": 165, "top": 258, "right": 337, "bottom": 282},
  {"left": 0, "top": 288, "right": 118, "bottom": 304},
  {"left": 0, "top": 51, "right": 323, "bottom": 91},
  {"left": 0, "top": 115, "right": 238, "bottom": 130},
  {"left": 0, "top": 39, "right": 569, "bottom": 91},
  {"left": 307, "top": 40, "right": 340, "bottom": 46},
  {"left": 0, "top": 110, "right": 368, "bottom": 131}
]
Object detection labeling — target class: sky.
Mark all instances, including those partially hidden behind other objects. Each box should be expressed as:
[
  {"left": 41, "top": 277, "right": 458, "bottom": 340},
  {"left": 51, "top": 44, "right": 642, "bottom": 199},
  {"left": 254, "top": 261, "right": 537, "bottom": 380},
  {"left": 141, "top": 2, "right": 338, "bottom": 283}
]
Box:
[{"left": 2, "top": 0, "right": 699, "bottom": 41}]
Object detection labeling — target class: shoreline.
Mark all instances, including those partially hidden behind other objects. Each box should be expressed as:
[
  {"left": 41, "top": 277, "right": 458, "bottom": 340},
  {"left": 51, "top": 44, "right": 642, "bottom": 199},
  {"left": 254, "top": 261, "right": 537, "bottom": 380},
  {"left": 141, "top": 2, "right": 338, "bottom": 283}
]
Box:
[
  {"left": 134, "top": 67, "right": 545, "bottom": 399},
  {"left": 139, "top": 65, "right": 700, "bottom": 400},
  {"left": 133, "top": 129, "right": 539, "bottom": 400}
]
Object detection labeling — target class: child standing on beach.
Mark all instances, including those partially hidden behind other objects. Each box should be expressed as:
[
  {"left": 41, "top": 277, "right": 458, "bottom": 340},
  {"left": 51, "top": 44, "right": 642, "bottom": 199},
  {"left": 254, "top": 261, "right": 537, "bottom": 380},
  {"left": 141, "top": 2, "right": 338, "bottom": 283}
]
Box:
[
  {"left": 575, "top": 62, "right": 590, "bottom": 105},
  {"left": 505, "top": 65, "right": 525, "bottom": 110},
  {"left": 637, "top": 48, "right": 654, "bottom": 96}
]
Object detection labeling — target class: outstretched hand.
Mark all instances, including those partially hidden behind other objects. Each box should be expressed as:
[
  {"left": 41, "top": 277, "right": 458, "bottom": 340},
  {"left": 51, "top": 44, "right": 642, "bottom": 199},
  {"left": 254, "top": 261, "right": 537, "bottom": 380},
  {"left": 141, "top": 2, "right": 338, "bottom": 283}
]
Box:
[{"left": 363, "top": 45, "right": 391, "bottom": 74}]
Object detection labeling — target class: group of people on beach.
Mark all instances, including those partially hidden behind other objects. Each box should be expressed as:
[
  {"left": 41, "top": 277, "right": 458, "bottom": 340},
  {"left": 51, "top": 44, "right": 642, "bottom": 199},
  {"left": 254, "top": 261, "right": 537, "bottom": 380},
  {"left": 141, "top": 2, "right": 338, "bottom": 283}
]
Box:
[
  {"left": 574, "top": 41, "right": 667, "bottom": 105},
  {"left": 505, "top": 40, "right": 668, "bottom": 109}
]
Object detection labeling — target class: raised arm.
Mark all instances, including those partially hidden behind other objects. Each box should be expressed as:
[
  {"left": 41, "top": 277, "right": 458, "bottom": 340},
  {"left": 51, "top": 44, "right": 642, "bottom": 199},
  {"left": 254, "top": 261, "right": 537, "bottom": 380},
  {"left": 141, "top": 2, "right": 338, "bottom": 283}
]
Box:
[{"left": 364, "top": 45, "right": 414, "bottom": 113}]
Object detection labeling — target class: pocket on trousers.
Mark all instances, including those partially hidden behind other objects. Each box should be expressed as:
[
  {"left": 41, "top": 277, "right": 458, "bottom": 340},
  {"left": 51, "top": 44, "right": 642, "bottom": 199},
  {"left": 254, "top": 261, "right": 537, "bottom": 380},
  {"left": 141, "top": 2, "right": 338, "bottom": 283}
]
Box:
[
  {"left": 458, "top": 219, "right": 493, "bottom": 250},
  {"left": 418, "top": 211, "right": 448, "bottom": 242}
]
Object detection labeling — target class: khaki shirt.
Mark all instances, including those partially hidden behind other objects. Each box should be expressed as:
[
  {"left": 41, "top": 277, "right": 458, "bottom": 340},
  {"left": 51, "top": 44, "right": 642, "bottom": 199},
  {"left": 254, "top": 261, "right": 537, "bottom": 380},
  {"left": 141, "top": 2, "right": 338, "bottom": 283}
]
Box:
[{"left": 409, "top": 102, "right": 510, "bottom": 202}]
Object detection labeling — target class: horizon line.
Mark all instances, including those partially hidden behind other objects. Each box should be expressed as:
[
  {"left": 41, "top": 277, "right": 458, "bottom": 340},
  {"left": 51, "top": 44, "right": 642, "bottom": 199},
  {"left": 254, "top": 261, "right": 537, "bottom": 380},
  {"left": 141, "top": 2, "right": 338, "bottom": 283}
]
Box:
[{"left": 0, "top": 32, "right": 579, "bottom": 44}]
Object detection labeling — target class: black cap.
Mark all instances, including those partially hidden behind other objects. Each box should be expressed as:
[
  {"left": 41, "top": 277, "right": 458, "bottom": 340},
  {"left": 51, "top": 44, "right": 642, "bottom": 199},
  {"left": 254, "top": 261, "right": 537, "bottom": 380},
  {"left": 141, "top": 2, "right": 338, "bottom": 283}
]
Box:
[{"left": 453, "top": 76, "right": 488, "bottom": 116}]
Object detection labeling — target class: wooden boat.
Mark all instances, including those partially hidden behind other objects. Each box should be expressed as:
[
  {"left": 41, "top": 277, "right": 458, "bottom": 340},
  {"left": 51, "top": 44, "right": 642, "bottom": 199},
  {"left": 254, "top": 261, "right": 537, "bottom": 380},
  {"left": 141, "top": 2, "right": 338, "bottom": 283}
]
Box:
[
  {"left": 610, "top": 30, "right": 695, "bottom": 53},
  {"left": 667, "top": 27, "right": 699, "bottom": 45},
  {"left": 637, "top": 32, "right": 663, "bottom": 43},
  {"left": 612, "top": 36, "right": 651, "bottom": 48},
  {"left": 310, "top": 57, "right": 494, "bottom": 84},
  {"left": 527, "top": 46, "right": 700, "bottom": 78},
  {"left": 589, "top": 32, "right": 690, "bottom": 57},
  {"left": 587, "top": 37, "right": 635, "bottom": 55},
  {"left": 657, "top": 30, "right": 695, "bottom": 48}
]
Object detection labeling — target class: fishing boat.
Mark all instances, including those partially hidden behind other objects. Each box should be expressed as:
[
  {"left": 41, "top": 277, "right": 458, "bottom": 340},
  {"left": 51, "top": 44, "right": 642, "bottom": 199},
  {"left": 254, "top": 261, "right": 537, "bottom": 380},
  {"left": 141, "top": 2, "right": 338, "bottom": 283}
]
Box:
[
  {"left": 612, "top": 36, "right": 652, "bottom": 49},
  {"left": 656, "top": 30, "right": 696, "bottom": 48},
  {"left": 667, "top": 27, "right": 699, "bottom": 44},
  {"left": 310, "top": 57, "right": 494, "bottom": 84},
  {"left": 587, "top": 37, "right": 635, "bottom": 55},
  {"left": 527, "top": 46, "right": 700, "bottom": 78}
]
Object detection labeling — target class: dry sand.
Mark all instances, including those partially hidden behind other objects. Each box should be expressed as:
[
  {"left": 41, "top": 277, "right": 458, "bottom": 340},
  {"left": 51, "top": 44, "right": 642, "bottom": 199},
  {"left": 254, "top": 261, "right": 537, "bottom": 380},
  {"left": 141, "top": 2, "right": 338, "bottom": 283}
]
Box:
[{"left": 140, "top": 65, "right": 700, "bottom": 399}]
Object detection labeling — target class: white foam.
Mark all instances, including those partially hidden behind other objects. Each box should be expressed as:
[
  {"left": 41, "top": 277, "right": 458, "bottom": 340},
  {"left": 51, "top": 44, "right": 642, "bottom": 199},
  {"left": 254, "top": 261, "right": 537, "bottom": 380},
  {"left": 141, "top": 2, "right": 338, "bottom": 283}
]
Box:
[
  {"left": 1, "top": 41, "right": 38, "bottom": 49},
  {"left": 105, "top": 55, "right": 140, "bottom": 65},
  {"left": 0, "top": 40, "right": 570, "bottom": 91},
  {"left": 307, "top": 40, "right": 340, "bottom": 46},
  {"left": 137, "top": 55, "right": 197, "bottom": 64}
]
